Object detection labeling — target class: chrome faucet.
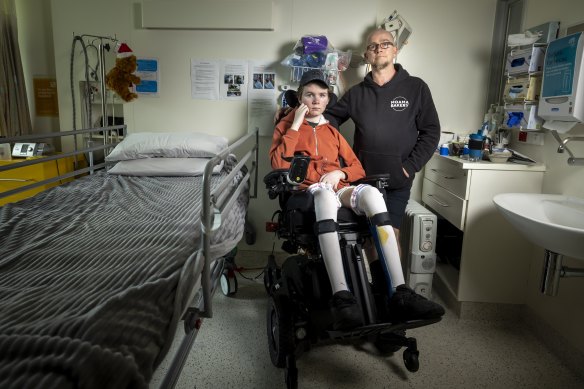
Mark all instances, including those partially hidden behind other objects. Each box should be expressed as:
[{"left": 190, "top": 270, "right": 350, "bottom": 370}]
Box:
[
  {"left": 551, "top": 131, "right": 584, "bottom": 166},
  {"left": 557, "top": 136, "right": 584, "bottom": 153}
]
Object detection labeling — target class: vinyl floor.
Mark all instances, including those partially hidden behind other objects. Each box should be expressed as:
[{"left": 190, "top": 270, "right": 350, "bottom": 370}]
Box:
[{"left": 151, "top": 252, "right": 583, "bottom": 389}]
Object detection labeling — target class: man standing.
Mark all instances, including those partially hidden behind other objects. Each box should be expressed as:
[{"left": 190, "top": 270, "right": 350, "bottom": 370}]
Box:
[{"left": 326, "top": 28, "right": 441, "bottom": 245}]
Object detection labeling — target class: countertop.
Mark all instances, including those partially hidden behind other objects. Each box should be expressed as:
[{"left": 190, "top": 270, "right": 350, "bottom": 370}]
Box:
[{"left": 434, "top": 154, "right": 546, "bottom": 172}]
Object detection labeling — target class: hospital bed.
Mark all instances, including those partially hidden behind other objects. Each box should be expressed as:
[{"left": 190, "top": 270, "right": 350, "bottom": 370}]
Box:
[{"left": 0, "top": 125, "right": 258, "bottom": 388}]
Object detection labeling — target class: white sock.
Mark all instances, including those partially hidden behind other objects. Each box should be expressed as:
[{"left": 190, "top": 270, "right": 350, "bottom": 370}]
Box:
[
  {"left": 309, "top": 183, "right": 347, "bottom": 294},
  {"left": 353, "top": 185, "right": 405, "bottom": 290},
  {"left": 375, "top": 225, "right": 405, "bottom": 289},
  {"left": 318, "top": 232, "right": 348, "bottom": 294}
]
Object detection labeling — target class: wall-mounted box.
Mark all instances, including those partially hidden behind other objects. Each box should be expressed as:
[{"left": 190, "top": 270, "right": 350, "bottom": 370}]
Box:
[
  {"left": 506, "top": 46, "right": 546, "bottom": 75},
  {"left": 503, "top": 76, "right": 542, "bottom": 102},
  {"left": 539, "top": 32, "right": 584, "bottom": 124},
  {"left": 503, "top": 104, "right": 543, "bottom": 131}
]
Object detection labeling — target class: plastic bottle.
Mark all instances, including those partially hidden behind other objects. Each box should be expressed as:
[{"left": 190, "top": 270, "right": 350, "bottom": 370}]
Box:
[
  {"left": 460, "top": 144, "right": 469, "bottom": 160},
  {"left": 440, "top": 144, "right": 450, "bottom": 156}
]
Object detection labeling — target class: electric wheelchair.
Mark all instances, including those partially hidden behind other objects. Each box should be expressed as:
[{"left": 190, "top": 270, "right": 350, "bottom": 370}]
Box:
[{"left": 263, "top": 156, "right": 442, "bottom": 389}]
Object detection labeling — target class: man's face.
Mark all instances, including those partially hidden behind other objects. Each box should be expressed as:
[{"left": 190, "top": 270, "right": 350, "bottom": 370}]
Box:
[{"left": 364, "top": 30, "right": 397, "bottom": 69}]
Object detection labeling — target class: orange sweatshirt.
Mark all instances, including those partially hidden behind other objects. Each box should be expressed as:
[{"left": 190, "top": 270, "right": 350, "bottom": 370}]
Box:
[{"left": 269, "top": 109, "right": 365, "bottom": 189}]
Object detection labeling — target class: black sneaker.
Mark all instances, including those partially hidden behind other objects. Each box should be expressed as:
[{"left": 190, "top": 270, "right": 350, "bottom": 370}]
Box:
[
  {"left": 331, "top": 290, "right": 363, "bottom": 330},
  {"left": 388, "top": 285, "right": 445, "bottom": 322}
]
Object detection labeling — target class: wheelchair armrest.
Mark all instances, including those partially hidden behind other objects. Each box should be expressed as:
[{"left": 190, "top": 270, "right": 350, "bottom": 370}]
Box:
[
  {"left": 352, "top": 173, "right": 391, "bottom": 190},
  {"left": 263, "top": 169, "right": 289, "bottom": 186},
  {"left": 264, "top": 168, "right": 308, "bottom": 200}
]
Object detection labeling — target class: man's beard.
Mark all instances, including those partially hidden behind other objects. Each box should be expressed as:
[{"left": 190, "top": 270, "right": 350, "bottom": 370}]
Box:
[{"left": 371, "top": 59, "right": 392, "bottom": 70}]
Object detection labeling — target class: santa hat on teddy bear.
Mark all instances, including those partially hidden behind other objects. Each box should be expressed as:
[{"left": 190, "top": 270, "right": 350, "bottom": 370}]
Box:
[{"left": 115, "top": 42, "right": 134, "bottom": 58}]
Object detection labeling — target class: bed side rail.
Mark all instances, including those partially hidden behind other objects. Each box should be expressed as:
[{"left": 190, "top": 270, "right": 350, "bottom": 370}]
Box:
[
  {"left": 0, "top": 125, "right": 125, "bottom": 201},
  {"left": 199, "top": 128, "right": 258, "bottom": 319}
]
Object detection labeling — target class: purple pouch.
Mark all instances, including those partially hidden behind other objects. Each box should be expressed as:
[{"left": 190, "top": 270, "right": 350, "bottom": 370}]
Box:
[{"left": 301, "top": 36, "right": 328, "bottom": 54}]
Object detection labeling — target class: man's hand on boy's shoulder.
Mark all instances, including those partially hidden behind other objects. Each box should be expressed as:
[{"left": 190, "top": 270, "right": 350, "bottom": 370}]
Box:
[{"left": 273, "top": 106, "right": 293, "bottom": 125}]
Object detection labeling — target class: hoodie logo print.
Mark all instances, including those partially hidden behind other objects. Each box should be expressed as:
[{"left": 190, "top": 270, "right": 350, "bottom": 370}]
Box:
[{"left": 390, "top": 96, "right": 409, "bottom": 111}]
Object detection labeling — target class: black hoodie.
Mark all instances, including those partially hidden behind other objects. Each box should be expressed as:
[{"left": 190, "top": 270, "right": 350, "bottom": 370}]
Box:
[{"left": 326, "top": 64, "right": 440, "bottom": 189}]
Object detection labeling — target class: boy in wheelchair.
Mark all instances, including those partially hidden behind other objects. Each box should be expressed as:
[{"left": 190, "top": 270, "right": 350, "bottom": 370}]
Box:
[{"left": 269, "top": 69, "right": 444, "bottom": 331}]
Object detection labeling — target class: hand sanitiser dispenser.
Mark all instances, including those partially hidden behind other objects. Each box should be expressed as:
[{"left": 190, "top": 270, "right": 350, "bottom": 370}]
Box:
[{"left": 539, "top": 32, "right": 584, "bottom": 133}]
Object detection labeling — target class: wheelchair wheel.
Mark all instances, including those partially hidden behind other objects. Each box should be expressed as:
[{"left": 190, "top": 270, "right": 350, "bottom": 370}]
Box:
[{"left": 267, "top": 294, "right": 295, "bottom": 368}]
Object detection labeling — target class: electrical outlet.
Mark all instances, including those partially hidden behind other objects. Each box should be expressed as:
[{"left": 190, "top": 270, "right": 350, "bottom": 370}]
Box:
[
  {"left": 517, "top": 131, "right": 544, "bottom": 146},
  {"left": 526, "top": 132, "right": 544, "bottom": 145}
]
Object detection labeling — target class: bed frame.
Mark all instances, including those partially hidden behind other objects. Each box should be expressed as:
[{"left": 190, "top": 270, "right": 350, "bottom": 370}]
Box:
[{"left": 0, "top": 125, "right": 259, "bottom": 388}]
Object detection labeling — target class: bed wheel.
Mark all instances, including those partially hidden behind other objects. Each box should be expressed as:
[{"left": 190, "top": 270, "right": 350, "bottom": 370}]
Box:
[{"left": 220, "top": 271, "right": 238, "bottom": 296}]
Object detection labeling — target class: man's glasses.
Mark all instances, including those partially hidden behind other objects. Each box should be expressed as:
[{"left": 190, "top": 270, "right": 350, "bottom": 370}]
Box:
[{"left": 366, "top": 41, "right": 394, "bottom": 52}]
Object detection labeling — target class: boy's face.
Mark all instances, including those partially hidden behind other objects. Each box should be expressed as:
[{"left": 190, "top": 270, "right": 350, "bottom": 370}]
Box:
[{"left": 300, "top": 83, "right": 330, "bottom": 119}]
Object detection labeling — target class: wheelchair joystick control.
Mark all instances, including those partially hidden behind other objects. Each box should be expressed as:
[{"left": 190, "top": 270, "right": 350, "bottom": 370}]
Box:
[{"left": 286, "top": 154, "right": 311, "bottom": 185}]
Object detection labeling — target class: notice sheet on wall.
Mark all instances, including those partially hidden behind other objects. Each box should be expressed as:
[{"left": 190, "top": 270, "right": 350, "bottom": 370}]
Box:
[{"left": 191, "top": 60, "right": 220, "bottom": 100}]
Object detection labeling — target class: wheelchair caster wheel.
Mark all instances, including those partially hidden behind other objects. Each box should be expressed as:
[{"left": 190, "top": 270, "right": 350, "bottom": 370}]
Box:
[
  {"left": 220, "top": 271, "right": 238, "bottom": 296},
  {"left": 403, "top": 347, "right": 419, "bottom": 372}
]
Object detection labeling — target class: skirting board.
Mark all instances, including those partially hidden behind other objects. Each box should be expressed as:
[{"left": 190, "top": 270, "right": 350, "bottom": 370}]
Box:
[{"left": 141, "top": 0, "right": 274, "bottom": 31}]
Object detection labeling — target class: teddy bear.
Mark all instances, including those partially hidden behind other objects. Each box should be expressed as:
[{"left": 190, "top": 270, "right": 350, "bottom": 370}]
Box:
[{"left": 105, "top": 55, "right": 141, "bottom": 102}]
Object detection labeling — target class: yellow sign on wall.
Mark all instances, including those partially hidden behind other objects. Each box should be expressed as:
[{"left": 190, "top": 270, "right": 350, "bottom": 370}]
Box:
[{"left": 33, "top": 78, "right": 59, "bottom": 117}]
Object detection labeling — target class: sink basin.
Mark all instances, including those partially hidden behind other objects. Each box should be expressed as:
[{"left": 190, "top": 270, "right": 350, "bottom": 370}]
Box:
[{"left": 493, "top": 193, "right": 584, "bottom": 260}]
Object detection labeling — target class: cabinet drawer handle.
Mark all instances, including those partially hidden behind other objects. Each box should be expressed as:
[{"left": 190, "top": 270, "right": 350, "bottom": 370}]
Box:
[
  {"left": 430, "top": 169, "right": 456, "bottom": 179},
  {"left": 427, "top": 193, "right": 449, "bottom": 207}
]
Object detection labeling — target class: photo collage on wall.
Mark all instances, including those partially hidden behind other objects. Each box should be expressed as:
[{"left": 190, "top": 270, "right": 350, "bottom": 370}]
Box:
[
  {"left": 224, "top": 73, "right": 245, "bottom": 97},
  {"left": 252, "top": 72, "right": 275, "bottom": 90}
]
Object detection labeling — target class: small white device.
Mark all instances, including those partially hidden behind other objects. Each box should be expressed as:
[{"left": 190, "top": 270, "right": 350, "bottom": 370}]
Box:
[
  {"left": 12, "top": 142, "right": 52, "bottom": 158},
  {"left": 380, "top": 10, "right": 412, "bottom": 50}
]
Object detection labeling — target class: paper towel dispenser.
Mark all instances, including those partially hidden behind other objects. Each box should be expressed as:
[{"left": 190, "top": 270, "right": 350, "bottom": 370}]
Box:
[{"left": 539, "top": 32, "right": 584, "bottom": 131}]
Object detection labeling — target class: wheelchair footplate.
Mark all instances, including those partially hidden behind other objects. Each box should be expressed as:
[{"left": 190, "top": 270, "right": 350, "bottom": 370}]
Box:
[{"left": 326, "top": 317, "right": 442, "bottom": 341}]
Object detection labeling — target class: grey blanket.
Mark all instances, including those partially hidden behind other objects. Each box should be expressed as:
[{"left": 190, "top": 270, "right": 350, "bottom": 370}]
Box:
[{"left": 0, "top": 168, "right": 248, "bottom": 388}]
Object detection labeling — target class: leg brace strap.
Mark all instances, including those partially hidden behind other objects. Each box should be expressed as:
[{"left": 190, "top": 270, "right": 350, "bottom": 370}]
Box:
[
  {"left": 369, "top": 211, "right": 392, "bottom": 227},
  {"left": 314, "top": 219, "right": 338, "bottom": 235}
]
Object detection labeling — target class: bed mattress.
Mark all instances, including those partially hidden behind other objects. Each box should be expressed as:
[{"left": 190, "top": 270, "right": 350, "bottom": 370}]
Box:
[{"left": 0, "top": 167, "right": 248, "bottom": 388}]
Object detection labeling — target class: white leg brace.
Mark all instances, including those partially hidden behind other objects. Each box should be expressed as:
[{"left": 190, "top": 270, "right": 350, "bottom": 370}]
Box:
[
  {"left": 351, "top": 185, "right": 405, "bottom": 291},
  {"left": 308, "top": 183, "right": 347, "bottom": 294}
]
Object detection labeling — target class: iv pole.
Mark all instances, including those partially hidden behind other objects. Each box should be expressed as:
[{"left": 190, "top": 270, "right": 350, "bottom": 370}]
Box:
[{"left": 73, "top": 33, "right": 118, "bottom": 146}]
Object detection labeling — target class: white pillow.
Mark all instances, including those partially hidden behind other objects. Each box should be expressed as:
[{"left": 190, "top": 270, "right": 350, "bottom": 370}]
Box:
[
  {"left": 107, "top": 158, "right": 224, "bottom": 176},
  {"left": 106, "top": 132, "right": 229, "bottom": 161}
]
